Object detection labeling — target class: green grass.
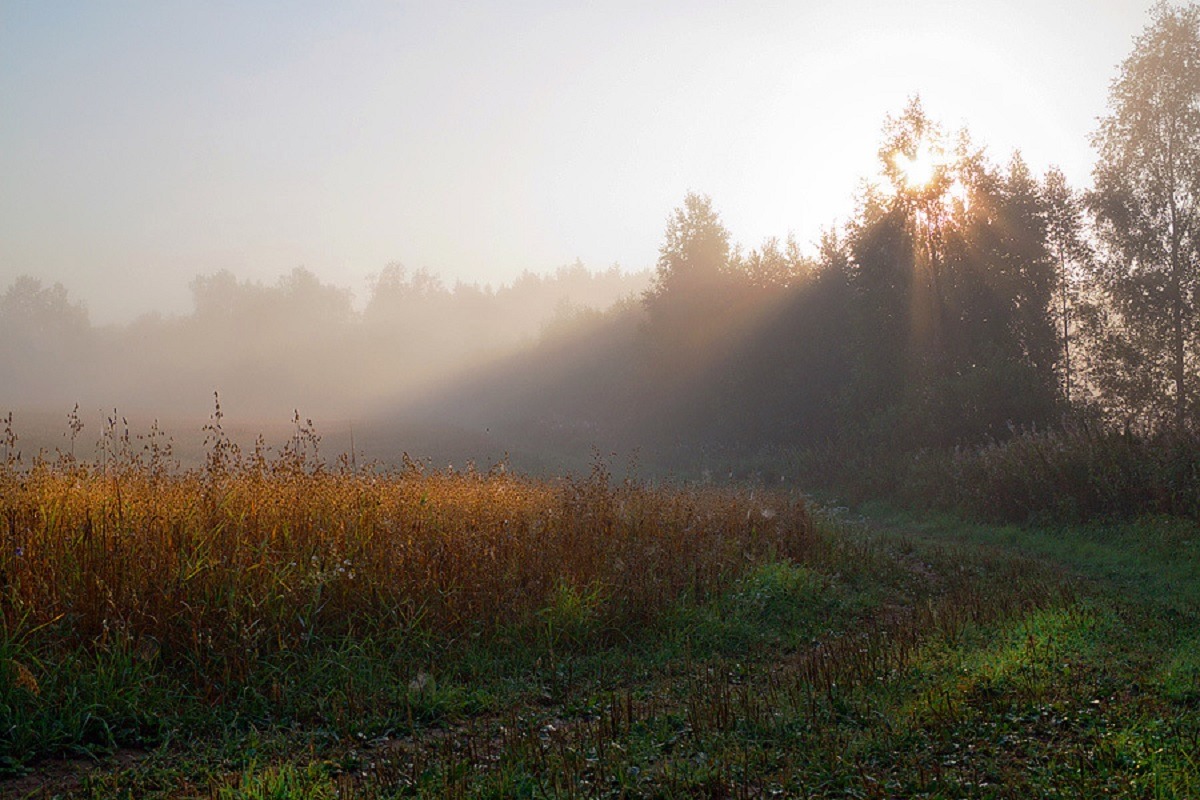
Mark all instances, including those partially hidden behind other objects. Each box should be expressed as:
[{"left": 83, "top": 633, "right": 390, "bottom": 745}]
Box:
[
  {"left": 6, "top": 504, "right": 1200, "bottom": 797},
  {"left": 860, "top": 503, "right": 1200, "bottom": 608}
]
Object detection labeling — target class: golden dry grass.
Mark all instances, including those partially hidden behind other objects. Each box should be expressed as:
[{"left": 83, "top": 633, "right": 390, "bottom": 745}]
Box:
[{"left": 0, "top": 444, "right": 812, "bottom": 684}]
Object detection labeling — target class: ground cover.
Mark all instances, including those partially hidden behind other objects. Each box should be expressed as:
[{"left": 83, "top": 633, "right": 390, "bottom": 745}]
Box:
[{"left": 2, "top": 446, "right": 1198, "bottom": 797}]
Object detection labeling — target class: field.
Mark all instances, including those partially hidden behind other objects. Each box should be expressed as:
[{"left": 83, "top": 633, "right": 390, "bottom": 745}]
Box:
[{"left": 1, "top": 432, "right": 1199, "bottom": 798}]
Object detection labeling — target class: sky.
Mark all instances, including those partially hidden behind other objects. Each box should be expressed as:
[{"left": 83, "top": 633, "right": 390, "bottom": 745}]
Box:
[{"left": 0, "top": 0, "right": 1158, "bottom": 323}]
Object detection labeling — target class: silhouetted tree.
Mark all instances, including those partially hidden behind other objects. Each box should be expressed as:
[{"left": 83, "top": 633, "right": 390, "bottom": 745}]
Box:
[
  {"left": 189, "top": 270, "right": 244, "bottom": 321},
  {"left": 644, "top": 192, "right": 731, "bottom": 314},
  {"left": 734, "top": 235, "right": 812, "bottom": 289},
  {"left": 846, "top": 191, "right": 914, "bottom": 427},
  {"left": 843, "top": 102, "right": 1060, "bottom": 446},
  {"left": 942, "top": 152, "right": 1059, "bottom": 437},
  {"left": 722, "top": 232, "right": 855, "bottom": 446}
]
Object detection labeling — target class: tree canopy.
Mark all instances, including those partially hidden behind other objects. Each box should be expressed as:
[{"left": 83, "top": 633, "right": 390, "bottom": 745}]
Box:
[{"left": 1089, "top": 2, "right": 1200, "bottom": 429}]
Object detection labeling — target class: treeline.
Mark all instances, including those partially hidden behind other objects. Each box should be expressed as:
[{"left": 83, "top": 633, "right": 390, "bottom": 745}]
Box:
[
  {"left": 0, "top": 262, "right": 649, "bottom": 418},
  {"left": 658, "top": 6, "right": 1198, "bottom": 451},
  {"left": 443, "top": 145, "right": 1074, "bottom": 464},
  {"left": 428, "top": 4, "right": 1200, "bottom": 509}
]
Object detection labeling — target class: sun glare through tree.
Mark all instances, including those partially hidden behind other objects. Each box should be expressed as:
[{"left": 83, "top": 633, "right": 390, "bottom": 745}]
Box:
[{"left": 892, "top": 144, "right": 941, "bottom": 190}]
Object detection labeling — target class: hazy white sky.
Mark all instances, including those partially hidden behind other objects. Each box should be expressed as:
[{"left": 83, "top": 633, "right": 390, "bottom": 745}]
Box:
[{"left": 0, "top": 0, "right": 1156, "bottom": 322}]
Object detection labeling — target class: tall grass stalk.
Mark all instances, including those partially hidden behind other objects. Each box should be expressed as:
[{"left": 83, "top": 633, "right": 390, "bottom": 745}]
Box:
[{"left": 0, "top": 415, "right": 813, "bottom": 690}]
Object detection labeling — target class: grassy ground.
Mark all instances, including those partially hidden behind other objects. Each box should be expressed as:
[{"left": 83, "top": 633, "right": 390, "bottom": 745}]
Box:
[{"left": 2, "top": 457, "right": 1198, "bottom": 797}]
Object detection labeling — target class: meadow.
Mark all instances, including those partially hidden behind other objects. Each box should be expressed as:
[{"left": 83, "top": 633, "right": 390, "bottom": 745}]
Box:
[{"left": 1, "top": 416, "right": 1199, "bottom": 798}]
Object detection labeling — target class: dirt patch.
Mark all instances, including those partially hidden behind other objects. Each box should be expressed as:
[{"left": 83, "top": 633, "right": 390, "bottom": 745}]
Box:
[{"left": 0, "top": 749, "right": 148, "bottom": 799}]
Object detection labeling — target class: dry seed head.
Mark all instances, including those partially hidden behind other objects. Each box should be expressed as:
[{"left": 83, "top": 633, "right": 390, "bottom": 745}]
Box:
[{"left": 10, "top": 660, "right": 39, "bottom": 696}]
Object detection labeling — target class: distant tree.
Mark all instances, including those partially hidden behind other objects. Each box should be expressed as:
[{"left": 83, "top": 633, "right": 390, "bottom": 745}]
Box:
[
  {"left": 734, "top": 235, "right": 813, "bottom": 289},
  {"left": 0, "top": 275, "right": 89, "bottom": 339},
  {"left": 718, "top": 231, "right": 856, "bottom": 447},
  {"left": 846, "top": 188, "right": 914, "bottom": 423},
  {"left": 643, "top": 192, "right": 731, "bottom": 315},
  {"left": 189, "top": 269, "right": 244, "bottom": 320},
  {"left": 367, "top": 263, "right": 446, "bottom": 311},
  {"left": 189, "top": 267, "right": 353, "bottom": 336},
  {"left": 278, "top": 267, "right": 354, "bottom": 322},
  {"left": 845, "top": 98, "right": 960, "bottom": 438},
  {"left": 1089, "top": 3, "right": 1200, "bottom": 429},
  {"left": 983, "top": 153, "right": 1058, "bottom": 382},
  {"left": 636, "top": 193, "right": 744, "bottom": 441},
  {"left": 0, "top": 276, "right": 92, "bottom": 404},
  {"left": 875, "top": 97, "right": 960, "bottom": 374}
]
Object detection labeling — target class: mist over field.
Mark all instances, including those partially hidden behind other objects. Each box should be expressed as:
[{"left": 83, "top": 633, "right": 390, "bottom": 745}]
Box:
[
  {"left": 0, "top": 262, "right": 653, "bottom": 469},
  {"left": 6, "top": 4, "right": 1200, "bottom": 797}
]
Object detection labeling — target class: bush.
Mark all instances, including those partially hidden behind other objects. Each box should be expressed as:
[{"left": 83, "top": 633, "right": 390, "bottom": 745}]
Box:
[{"left": 936, "top": 426, "right": 1200, "bottom": 523}]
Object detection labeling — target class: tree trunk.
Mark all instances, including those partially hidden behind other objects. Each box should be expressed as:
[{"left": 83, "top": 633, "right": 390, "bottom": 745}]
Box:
[
  {"left": 1173, "top": 279, "right": 1185, "bottom": 429},
  {"left": 1059, "top": 242, "right": 1071, "bottom": 406},
  {"left": 1169, "top": 177, "right": 1187, "bottom": 431}
]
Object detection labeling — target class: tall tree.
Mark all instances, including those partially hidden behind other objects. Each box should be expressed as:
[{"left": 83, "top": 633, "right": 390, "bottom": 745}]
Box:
[
  {"left": 1089, "top": 3, "right": 1200, "bottom": 429},
  {"left": 1043, "top": 167, "right": 1092, "bottom": 406},
  {"left": 845, "top": 102, "right": 1060, "bottom": 445},
  {"left": 643, "top": 192, "right": 731, "bottom": 314},
  {"left": 878, "top": 97, "right": 955, "bottom": 366},
  {"left": 638, "top": 193, "right": 737, "bottom": 438}
]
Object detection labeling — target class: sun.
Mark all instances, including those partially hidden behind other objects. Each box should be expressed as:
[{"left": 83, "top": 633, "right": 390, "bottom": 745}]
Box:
[{"left": 893, "top": 145, "right": 941, "bottom": 190}]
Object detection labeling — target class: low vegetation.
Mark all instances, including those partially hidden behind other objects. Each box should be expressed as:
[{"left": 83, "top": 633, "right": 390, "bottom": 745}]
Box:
[
  {"left": 0, "top": 414, "right": 813, "bottom": 792},
  {"left": 924, "top": 426, "right": 1200, "bottom": 523},
  {"left": 2, "top": 415, "right": 1198, "bottom": 798}
]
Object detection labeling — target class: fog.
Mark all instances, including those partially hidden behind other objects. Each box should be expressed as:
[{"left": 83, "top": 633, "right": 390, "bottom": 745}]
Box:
[
  {"left": 2, "top": 195, "right": 823, "bottom": 473},
  {"left": 0, "top": 263, "right": 650, "bottom": 470},
  {"left": 3, "top": 3, "right": 1193, "bottom": 477}
]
